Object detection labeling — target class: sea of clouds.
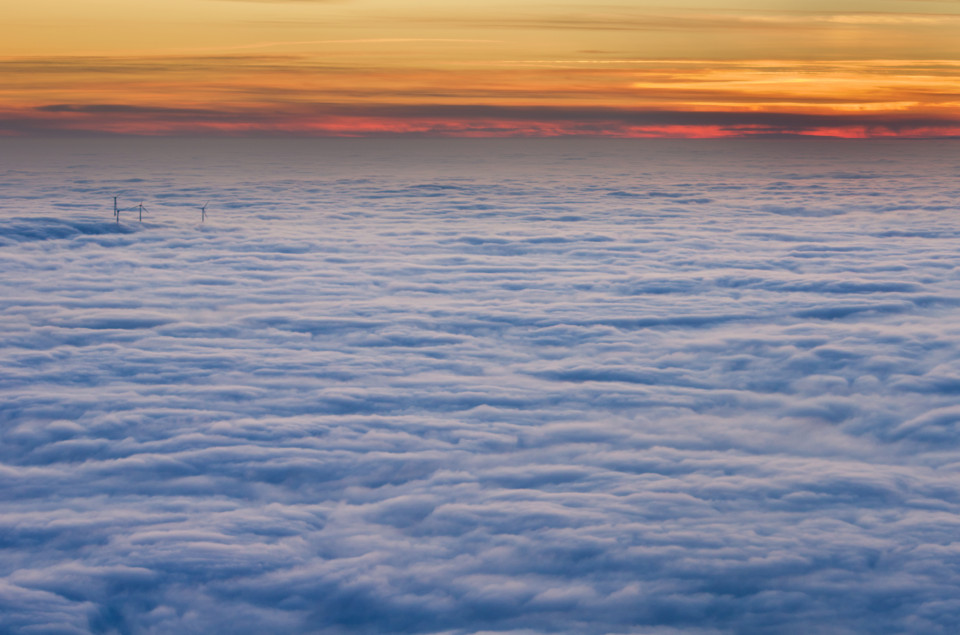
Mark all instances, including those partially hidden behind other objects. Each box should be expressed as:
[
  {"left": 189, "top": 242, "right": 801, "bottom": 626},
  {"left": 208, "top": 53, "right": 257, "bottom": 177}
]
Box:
[{"left": 1, "top": 138, "right": 960, "bottom": 634}]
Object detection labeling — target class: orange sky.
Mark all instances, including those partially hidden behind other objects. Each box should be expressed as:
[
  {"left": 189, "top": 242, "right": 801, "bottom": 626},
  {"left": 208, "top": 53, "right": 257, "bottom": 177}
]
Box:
[{"left": 2, "top": 0, "right": 960, "bottom": 137}]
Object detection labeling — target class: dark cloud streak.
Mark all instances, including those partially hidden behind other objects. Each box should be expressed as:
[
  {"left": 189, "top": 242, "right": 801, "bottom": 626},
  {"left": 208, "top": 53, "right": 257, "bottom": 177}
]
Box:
[{"left": 5, "top": 101, "right": 960, "bottom": 137}]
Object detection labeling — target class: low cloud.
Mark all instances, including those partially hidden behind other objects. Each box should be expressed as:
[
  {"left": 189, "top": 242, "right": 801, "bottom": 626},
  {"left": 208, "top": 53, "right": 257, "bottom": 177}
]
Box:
[{"left": 1, "top": 138, "right": 960, "bottom": 632}]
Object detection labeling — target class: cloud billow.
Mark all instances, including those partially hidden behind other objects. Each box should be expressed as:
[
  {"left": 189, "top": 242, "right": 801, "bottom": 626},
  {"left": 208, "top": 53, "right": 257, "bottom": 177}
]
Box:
[{"left": 1, "top": 138, "right": 960, "bottom": 634}]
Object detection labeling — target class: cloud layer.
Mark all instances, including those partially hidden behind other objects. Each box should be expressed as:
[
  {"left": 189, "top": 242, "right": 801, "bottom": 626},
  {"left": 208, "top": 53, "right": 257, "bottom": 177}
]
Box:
[
  {"left": 4, "top": 56, "right": 960, "bottom": 138},
  {"left": 2, "top": 138, "right": 960, "bottom": 634}
]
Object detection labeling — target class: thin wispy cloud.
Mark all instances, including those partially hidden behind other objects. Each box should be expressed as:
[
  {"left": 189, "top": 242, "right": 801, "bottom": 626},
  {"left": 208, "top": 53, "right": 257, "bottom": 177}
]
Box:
[
  {"left": 169, "top": 38, "right": 501, "bottom": 55},
  {"left": 215, "top": 0, "right": 346, "bottom": 3},
  {"left": 3, "top": 55, "right": 958, "bottom": 138}
]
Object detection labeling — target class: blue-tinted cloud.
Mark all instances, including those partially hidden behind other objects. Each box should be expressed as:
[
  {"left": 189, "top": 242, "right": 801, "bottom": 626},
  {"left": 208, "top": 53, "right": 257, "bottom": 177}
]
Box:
[{"left": 1, "top": 139, "right": 960, "bottom": 634}]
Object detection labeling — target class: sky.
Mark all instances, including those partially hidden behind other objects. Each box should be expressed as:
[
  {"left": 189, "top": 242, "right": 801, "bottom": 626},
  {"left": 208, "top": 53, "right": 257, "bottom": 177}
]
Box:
[{"left": 2, "top": 0, "right": 960, "bottom": 137}]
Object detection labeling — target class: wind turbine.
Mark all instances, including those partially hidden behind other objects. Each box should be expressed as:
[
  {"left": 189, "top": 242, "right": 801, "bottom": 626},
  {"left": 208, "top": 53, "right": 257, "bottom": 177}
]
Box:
[
  {"left": 113, "top": 196, "right": 119, "bottom": 223},
  {"left": 200, "top": 202, "right": 208, "bottom": 224},
  {"left": 138, "top": 201, "right": 147, "bottom": 223}
]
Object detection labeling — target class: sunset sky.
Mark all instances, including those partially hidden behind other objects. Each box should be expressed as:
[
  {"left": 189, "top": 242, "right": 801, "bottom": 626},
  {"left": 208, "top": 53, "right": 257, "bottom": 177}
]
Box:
[{"left": 3, "top": 0, "right": 960, "bottom": 137}]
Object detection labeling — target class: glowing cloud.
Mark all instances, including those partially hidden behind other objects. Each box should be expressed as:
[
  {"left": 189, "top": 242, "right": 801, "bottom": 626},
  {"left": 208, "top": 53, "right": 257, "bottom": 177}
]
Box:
[{"left": 1, "top": 0, "right": 959, "bottom": 137}]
